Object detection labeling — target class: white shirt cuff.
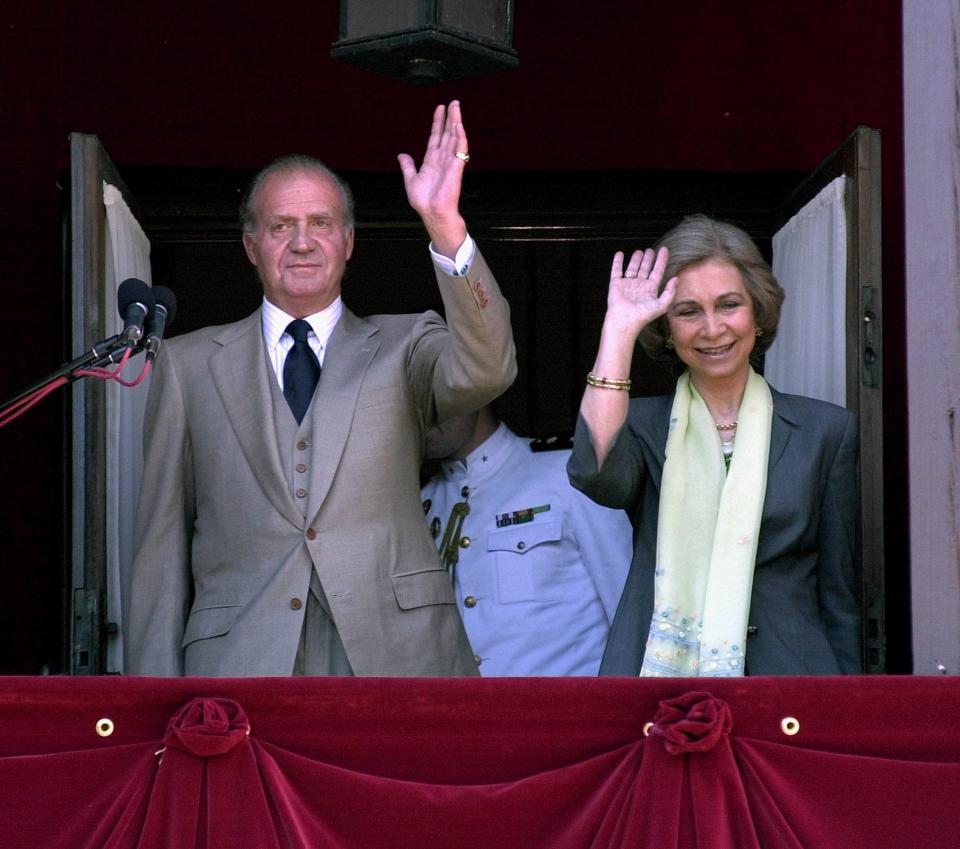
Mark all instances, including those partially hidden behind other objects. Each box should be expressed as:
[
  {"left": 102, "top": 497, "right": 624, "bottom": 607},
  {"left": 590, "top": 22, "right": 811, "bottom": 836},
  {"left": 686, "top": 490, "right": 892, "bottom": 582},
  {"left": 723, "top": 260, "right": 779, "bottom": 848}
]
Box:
[{"left": 430, "top": 235, "right": 476, "bottom": 277}]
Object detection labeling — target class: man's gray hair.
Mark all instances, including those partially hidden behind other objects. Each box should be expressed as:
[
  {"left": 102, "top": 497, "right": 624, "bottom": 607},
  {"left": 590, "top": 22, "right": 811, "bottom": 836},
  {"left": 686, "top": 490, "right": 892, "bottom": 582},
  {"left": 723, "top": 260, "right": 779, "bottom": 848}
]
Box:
[{"left": 239, "top": 154, "right": 355, "bottom": 233}]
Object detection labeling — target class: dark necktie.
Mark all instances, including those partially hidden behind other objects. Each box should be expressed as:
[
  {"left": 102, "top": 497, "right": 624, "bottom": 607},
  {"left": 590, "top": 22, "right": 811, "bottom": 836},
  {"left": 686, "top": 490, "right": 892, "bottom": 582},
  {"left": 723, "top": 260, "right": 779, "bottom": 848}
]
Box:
[{"left": 282, "top": 319, "right": 320, "bottom": 424}]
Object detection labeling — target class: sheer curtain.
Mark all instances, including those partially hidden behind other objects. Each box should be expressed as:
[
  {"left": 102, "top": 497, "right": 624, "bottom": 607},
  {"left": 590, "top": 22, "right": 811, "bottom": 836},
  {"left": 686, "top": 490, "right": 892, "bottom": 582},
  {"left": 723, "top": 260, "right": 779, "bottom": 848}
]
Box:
[
  {"left": 765, "top": 176, "right": 847, "bottom": 407},
  {"left": 103, "top": 182, "right": 152, "bottom": 673}
]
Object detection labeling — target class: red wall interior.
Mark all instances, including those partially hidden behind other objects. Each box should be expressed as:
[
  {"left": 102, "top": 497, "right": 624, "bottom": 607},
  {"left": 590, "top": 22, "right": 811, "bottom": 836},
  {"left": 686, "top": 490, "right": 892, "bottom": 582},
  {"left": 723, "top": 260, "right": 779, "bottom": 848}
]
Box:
[{"left": 0, "top": 1, "right": 905, "bottom": 672}]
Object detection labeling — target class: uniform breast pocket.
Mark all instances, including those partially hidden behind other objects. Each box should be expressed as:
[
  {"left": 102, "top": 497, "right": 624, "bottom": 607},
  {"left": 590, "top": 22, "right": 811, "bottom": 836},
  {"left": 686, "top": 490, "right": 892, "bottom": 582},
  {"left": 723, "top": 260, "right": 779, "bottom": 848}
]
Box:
[{"left": 489, "top": 517, "right": 567, "bottom": 604}]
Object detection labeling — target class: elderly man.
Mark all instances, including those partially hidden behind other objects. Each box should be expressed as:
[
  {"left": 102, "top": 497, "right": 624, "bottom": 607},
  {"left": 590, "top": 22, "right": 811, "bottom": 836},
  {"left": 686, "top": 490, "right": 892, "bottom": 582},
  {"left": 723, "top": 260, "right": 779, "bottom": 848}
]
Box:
[
  {"left": 125, "top": 102, "right": 516, "bottom": 677},
  {"left": 422, "top": 406, "right": 632, "bottom": 675}
]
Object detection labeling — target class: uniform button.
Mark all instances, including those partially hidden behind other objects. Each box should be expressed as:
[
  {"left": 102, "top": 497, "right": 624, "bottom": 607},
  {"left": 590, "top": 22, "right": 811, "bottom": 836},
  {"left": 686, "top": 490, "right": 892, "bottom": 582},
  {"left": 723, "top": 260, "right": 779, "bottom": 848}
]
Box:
[
  {"left": 296, "top": 488, "right": 307, "bottom": 498},
  {"left": 296, "top": 463, "right": 307, "bottom": 473},
  {"left": 306, "top": 528, "right": 317, "bottom": 540},
  {"left": 516, "top": 541, "right": 525, "bottom": 551},
  {"left": 460, "top": 486, "right": 470, "bottom": 498},
  {"left": 297, "top": 441, "right": 308, "bottom": 451},
  {"left": 464, "top": 596, "right": 477, "bottom": 608},
  {"left": 290, "top": 598, "right": 303, "bottom": 610},
  {"left": 473, "top": 654, "right": 482, "bottom": 666},
  {"left": 459, "top": 536, "right": 471, "bottom": 548},
  {"left": 746, "top": 625, "right": 759, "bottom": 639}
]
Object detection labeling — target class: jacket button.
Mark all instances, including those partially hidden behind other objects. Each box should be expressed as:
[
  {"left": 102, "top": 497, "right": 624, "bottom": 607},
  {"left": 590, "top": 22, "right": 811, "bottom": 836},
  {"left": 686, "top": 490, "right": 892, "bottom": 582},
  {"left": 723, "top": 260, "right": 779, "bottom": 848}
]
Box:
[
  {"left": 290, "top": 598, "right": 303, "bottom": 610},
  {"left": 459, "top": 536, "right": 471, "bottom": 548},
  {"left": 746, "top": 625, "right": 759, "bottom": 639},
  {"left": 297, "top": 440, "right": 308, "bottom": 451},
  {"left": 295, "top": 488, "right": 307, "bottom": 498},
  {"left": 306, "top": 528, "right": 317, "bottom": 540},
  {"left": 464, "top": 596, "right": 477, "bottom": 608},
  {"left": 296, "top": 463, "right": 307, "bottom": 473},
  {"left": 473, "top": 654, "right": 482, "bottom": 666},
  {"left": 516, "top": 541, "right": 525, "bottom": 551}
]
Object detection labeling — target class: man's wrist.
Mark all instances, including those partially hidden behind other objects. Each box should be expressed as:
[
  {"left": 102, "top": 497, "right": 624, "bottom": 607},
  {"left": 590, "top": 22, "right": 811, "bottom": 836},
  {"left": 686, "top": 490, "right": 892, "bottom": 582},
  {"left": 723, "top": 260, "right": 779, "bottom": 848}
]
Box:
[
  {"left": 431, "top": 234, "right": 476, "bottom": 277},
  {"left": 422, "top": 213, "right": 468, "bottom": 259}
]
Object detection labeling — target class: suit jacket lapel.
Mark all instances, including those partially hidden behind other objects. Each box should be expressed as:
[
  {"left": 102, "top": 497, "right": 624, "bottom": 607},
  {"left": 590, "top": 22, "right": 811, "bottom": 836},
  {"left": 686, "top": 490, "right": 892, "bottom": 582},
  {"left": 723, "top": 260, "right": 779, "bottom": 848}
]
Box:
[
  {"left": 641, "top": 387, "right": 793, "bottom": 487},
  {"left": 209, "top": 310, "right": 302, "bottom": 527},
  {"left": 640, "top": 394, "right": 673, "bottom": 491},
  {"left": 768, "top": 388, "right": 796, "bottom": 474},
  {"left": 306, "top": 307, "right": 381, "bottom": 521}
]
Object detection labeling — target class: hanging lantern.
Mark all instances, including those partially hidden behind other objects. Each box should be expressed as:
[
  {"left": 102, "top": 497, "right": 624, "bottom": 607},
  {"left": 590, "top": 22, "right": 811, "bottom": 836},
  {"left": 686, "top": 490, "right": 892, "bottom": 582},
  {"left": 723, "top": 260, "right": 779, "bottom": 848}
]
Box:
[{"left": 331, "top": 0, "right": 518, "bottom": 84}]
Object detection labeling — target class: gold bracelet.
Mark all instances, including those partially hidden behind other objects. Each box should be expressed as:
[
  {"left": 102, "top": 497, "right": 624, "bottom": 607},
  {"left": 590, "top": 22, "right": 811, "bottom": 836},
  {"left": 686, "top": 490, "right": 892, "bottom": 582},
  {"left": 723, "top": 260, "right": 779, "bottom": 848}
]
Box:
[{"left": 586, "top": 372, "right": 631, "bottom": 391}]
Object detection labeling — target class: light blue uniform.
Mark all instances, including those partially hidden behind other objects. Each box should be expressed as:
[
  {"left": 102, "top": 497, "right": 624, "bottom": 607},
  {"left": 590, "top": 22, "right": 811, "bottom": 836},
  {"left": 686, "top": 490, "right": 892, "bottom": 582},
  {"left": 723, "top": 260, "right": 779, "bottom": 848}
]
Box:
[{"left": 422, "top": 423, "right": 632, "bottom": 675}]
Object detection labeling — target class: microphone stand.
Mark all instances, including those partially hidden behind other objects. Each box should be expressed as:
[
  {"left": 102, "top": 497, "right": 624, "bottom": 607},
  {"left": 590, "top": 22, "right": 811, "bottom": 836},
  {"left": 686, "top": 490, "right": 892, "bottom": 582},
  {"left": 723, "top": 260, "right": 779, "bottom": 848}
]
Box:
[{"left": 0, "top": 334, "right": 136, "bottom": 418}]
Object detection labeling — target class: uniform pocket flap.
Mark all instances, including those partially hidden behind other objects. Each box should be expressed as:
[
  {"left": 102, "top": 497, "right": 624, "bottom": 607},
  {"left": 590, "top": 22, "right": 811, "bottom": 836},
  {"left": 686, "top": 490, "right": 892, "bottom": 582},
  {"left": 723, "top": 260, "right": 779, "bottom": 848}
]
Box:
[
  {"left": 392, "top": 569, "right": 456, "bottom": 610},
  {"left": 487, "top": 517, "right": 563, "bottom": 554},
  {"left": 182, "top": 604, "right": 241, "bottom": 648}
]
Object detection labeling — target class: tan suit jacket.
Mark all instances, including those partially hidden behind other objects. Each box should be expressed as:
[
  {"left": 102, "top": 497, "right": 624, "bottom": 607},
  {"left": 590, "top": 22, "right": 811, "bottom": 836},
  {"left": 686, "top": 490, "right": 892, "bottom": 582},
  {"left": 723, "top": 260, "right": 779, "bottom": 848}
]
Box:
[{"left": 125, "top": 251, "right": 515, "bottom": 676}]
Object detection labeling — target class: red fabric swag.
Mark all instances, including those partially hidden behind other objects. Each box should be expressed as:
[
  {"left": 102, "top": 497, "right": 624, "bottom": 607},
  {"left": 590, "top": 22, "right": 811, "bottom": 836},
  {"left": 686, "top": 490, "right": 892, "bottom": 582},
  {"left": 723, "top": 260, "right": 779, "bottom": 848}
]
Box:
[{"left": 0, "top": 676, "right": 958, "bottom": 849}]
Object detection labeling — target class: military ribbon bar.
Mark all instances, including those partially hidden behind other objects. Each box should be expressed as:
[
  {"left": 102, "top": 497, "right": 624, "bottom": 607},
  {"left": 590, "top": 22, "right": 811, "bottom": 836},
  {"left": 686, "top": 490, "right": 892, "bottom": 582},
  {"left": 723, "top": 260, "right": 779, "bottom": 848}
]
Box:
[{"left": 496, "top": 504, "right": 551, "bottom": 527}]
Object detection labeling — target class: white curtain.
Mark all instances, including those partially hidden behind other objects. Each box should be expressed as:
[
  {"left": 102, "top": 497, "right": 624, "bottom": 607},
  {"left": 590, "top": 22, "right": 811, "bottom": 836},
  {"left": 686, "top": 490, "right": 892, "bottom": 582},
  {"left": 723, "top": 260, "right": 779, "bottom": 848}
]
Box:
[
  {"left": 103, "top": 182, "right": 152, "bottom": 673},
  {"left": 765, "top": 176, "right": 848, "bottom": 407}
]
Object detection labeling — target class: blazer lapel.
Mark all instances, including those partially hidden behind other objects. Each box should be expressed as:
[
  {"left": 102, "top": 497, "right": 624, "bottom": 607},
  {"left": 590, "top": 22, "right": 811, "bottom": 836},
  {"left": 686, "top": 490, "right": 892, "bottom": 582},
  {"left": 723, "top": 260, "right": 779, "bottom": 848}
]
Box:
[
  {"left": 640, "top": 394, "right": 673, "bottom": 491},
  {"left": 768, "top": 388, "right": 797, "bottom": 474},
  {"left": 306, "top": 307, "right": 381, "bottom": 521},
  {"left": 209, "top": 310, "right": 302, "bottom": 527},
  {"left": 640, "top": 388, "right": 792, "bottom": 486}
]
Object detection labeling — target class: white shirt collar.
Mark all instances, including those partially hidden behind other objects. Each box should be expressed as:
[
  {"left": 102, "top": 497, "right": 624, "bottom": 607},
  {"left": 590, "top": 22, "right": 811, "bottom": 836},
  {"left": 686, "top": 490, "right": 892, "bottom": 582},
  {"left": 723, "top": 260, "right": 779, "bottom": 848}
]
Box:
[
  {"left": 439, "top": 422, "right": 515, "bottom": 483},
  {"left": 261, "top": 296, "right": 343, "bottom": 355}
]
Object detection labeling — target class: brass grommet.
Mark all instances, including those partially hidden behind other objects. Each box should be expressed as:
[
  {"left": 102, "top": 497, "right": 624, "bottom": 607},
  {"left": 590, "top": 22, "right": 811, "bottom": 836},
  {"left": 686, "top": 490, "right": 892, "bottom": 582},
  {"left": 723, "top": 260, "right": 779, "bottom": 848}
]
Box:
[
  {"left": 95, "top": 717, "right": 115, "bottom": 737},
  {"left": 780, "top": 716, "right": 800, "bottom": 736},
  {"left": 642, "top": 721, "right": 654, "bottom": 737}
]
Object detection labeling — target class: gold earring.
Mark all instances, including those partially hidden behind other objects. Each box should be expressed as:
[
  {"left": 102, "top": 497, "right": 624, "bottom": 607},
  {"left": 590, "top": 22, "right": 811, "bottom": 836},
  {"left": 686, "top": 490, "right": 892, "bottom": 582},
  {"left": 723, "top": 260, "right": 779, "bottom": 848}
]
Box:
[
  {"left": 665, "top": 337, "right": 675, "bottom": 349},
  {"left": 755, "top": 327, "right": 764, "bottom": 337}
]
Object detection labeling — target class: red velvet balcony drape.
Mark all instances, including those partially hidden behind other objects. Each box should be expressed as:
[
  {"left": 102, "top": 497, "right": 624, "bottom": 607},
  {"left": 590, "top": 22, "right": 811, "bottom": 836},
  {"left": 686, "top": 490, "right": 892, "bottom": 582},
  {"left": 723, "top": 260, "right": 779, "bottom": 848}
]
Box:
[{"left": 1, "top": 676, "right": 958, "bottom": 848}]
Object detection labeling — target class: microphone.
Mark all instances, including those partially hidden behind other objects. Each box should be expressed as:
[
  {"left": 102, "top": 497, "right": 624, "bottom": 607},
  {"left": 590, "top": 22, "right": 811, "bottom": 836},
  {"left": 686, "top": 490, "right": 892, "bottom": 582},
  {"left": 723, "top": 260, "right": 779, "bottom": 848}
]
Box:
[
  {"left": 117, "top": 278, "right": 155, "bottom": 344},
  {"left": 143, "top": 286, "right": 177, "bottom": 363}
]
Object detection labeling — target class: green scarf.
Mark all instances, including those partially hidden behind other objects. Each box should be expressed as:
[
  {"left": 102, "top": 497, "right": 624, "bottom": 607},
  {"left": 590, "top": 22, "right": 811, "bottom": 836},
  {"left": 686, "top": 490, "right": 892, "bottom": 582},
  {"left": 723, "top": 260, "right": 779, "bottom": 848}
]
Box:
[{"left": 640, "top": 368, "right": 773, "bottom": 677}]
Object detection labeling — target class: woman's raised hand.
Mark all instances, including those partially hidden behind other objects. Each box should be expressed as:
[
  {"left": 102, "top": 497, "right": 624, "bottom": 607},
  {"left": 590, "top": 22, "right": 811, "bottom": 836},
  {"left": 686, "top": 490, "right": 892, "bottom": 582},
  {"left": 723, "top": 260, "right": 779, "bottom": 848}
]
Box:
[{"left": 605, "top": 247, "right": 678, "bottom": 337}]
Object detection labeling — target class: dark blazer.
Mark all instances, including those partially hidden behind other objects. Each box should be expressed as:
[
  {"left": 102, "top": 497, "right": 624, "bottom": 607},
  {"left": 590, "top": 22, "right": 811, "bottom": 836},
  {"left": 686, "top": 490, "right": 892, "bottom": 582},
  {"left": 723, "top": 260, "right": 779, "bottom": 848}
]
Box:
[
  {"left": 567, "top": 387, "right": 862, "bottom": 675},
  {"left": 125, "top": 252, "right": 516, "bottom": 677}
]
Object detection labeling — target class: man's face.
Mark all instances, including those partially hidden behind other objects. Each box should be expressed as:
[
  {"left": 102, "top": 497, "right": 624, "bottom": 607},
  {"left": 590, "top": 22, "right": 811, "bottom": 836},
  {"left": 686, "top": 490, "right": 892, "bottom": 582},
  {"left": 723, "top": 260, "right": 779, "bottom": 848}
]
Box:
[{"left": 242, "top": 169, "right": 354, "bottom": 317}]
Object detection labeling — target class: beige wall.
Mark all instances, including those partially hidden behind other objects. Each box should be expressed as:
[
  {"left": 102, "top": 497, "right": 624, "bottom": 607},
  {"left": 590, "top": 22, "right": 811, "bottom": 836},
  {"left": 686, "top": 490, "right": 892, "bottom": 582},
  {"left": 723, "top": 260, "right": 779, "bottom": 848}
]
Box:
[{"left": 904, "top": 0, "right": 960, "bottom": 674}]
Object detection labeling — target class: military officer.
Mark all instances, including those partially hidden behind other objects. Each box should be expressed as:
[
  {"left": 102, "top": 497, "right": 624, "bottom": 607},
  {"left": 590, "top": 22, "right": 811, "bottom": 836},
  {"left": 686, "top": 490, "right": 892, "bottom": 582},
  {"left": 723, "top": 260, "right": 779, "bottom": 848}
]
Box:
[{"left": 421, "top": 405, "right": 632, "bottom": 675}]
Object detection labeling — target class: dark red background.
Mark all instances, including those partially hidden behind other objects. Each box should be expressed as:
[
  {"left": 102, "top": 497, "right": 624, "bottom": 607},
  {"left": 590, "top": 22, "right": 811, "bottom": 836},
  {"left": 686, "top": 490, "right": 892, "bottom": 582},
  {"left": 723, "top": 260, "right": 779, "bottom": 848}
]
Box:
[{"left": 0, "top": 2, "right": 905, "bottom": 672}]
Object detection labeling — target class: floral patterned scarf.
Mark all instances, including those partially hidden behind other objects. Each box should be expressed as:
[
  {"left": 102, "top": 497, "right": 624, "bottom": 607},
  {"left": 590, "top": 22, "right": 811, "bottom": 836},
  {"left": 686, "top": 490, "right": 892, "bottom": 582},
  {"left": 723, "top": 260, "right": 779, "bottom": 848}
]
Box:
[{"left": 640, "top": 368, "right": 772, "bottom": 677}]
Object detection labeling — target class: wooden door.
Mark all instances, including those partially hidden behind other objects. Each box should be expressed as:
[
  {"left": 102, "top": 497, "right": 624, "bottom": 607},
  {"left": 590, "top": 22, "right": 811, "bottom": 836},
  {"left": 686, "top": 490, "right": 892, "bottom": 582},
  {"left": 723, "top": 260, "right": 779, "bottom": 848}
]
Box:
[
  {"left": 772, "top": 127, "right": 885, "bottom": 672},
  {"left": 67, "top": 133, "right": 149, "bottom": 674}
]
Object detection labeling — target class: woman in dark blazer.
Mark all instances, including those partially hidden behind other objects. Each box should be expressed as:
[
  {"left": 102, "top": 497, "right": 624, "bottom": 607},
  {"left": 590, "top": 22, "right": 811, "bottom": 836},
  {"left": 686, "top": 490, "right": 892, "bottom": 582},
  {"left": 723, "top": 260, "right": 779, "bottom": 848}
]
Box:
[{"left": 568, "top": 215, "right": 861, "bottom": 676}]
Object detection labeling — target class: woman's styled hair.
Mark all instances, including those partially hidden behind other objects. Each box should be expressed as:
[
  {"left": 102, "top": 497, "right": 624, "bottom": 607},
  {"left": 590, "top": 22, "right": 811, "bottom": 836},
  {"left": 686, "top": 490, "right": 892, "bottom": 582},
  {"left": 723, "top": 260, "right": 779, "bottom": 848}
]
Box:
[
  {"left": 638, "top": 214, "right": 785, "bottom": 370},
  {"left": 239, "top": 154, "right": 355, "bottom": 233}
]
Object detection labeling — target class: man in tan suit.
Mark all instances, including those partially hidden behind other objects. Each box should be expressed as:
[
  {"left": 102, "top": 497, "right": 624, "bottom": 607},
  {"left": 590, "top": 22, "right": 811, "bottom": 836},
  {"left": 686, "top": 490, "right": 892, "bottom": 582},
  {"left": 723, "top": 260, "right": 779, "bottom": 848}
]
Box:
[{"left": 125, "top": 101, "right": 516, "bottom": 676}]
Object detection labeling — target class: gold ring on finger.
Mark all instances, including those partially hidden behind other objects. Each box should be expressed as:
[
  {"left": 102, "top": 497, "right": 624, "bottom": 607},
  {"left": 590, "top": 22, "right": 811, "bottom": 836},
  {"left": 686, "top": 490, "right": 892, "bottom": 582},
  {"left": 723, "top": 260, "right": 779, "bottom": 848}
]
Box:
[{"left": 455, "top": 151, "right": 470, "bottom": 162}]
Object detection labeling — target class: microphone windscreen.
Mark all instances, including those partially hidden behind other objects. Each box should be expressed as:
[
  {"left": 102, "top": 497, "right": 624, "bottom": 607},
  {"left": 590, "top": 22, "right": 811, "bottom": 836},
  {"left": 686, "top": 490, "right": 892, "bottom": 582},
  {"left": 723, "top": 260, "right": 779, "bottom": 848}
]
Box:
[
  {"left": 117, "top": 278, "right": 154, "bottom": 316},
  {"left": 152, "top": 286, "right": 178, "bottom": 326}
]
